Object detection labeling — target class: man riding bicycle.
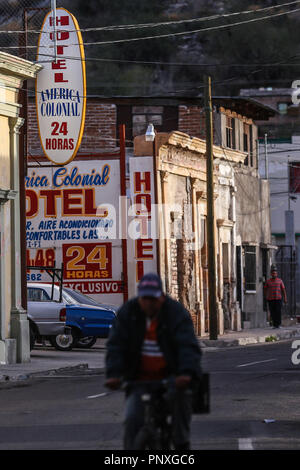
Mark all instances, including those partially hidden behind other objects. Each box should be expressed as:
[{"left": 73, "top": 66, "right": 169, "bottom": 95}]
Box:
[{"left": 105, "top": 273, "right": 202, "bottom": 450}]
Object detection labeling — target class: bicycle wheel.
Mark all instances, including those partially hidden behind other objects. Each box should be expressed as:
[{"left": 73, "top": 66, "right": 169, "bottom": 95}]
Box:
[{"left": 134, "top": 427, "right": 157, "bottom": 450}]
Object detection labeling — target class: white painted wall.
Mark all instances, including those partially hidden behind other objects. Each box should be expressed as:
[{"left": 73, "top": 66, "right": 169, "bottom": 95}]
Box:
[{"left": 259, "top": 135, "right": 300, "bottom": 235}]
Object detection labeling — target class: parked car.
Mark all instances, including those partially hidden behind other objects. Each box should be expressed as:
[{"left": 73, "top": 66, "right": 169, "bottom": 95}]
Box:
[
  {"left": 27, "top": 283, "right": 117, "bottom": 351},
  {"left": 27, "top": 285, "right": 71, "bottom": 351}
]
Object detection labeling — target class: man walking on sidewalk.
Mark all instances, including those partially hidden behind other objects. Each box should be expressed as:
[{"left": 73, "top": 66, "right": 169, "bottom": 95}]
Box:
[{"left": 264, "top": 267, "right": 287, "bottom": 329}]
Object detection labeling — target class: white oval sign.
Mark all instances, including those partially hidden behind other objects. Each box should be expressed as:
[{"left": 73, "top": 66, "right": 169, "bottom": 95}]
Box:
[{"left": 36, "top": 8, "right": 86, "bottom": 165}]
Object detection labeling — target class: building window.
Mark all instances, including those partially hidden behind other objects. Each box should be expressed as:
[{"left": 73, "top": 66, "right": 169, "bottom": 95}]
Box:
[
  {"left": 132, "top": 106, "right": 164, "bottom": 137},
  {"left": 289, "top": 162, "right": 300, "bottom": 194},
  {"left": 117, "top": 105, "right": 178, "bottom": 146},
  {"left": 277, "top": 102, "right": 289, "bottom": 115},
  {"left": 244, "top": 245, "right": 256, "bottom": 292},
  {"left": 225, "top": 116, "right": 235, "bottom": 149},
  {"left": 243, "top": 123, "right": 253, "bottom": 166},
  {"left": 222, "top": 243, "right": 229, "bottom": 281}
]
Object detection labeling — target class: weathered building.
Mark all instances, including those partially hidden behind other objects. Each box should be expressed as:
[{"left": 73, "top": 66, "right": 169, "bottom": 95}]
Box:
[
  {"left": 27, "top": 93, "right": 276, "bottom": 333},
  {"left": 0, "top": 52, "right": 41, "bottom": 364},
  {"left": 134, "top": 126, "right": 273, "bottom": 333},
  {"left": 241, "top": 87, "right": 300, "bottom": 318}
]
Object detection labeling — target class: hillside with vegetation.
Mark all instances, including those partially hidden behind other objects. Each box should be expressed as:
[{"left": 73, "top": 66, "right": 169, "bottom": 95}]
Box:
[{"left": 2, "top": 0, "right": 300, "bottom": 95}]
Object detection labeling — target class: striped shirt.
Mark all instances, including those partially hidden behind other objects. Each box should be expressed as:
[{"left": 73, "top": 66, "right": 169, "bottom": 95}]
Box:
[
  {"left": 138, "top": 317, "right": 167, "bottom": 381},
  {"left": 264, "top": 277, "right": 285, "bottom": 301}
]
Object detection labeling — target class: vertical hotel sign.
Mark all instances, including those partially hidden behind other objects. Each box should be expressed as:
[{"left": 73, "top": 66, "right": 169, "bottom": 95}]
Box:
[{"left": 36, "top": 8, "right": 86, "bottom": 165}]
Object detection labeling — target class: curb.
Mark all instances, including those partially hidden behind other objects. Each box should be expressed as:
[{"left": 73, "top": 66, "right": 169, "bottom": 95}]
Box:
[
  {"left": 0, "top": 362, "right": 90, "bottom": 383},
  {"left": 199, "top": 329, "right": 300, "bottom": 349}
]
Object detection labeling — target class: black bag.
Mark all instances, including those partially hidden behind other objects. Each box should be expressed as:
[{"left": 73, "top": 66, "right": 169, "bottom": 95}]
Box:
[{"left": 192, "top": 373, "right": 210, "bottom": 414}]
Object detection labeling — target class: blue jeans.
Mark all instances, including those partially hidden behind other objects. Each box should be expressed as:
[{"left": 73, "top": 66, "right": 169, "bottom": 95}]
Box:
[{"left": 123, "top": 383, "right": 193, "bottom": 450}]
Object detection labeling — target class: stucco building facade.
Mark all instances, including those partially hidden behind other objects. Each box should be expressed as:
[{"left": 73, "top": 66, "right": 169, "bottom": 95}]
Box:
[
  {"left": 134, "top": 126, "right": 273, "bottom": 334},
  {"left": 0, "top": 52, "right": 41, "bottom": 363}
]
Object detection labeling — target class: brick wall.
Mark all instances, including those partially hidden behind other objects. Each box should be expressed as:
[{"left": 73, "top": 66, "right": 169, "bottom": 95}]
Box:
[
  {"left": 28, "top": 101, "right": 209, "bottom": 157},
  {"left": 80, "top": 102, "right": 116, "bottom": 152},
  {"left": 28, "top": 100, "right": 117, "bottom": 157},
  {"left": 178, "top": 105, "right": 206, "bottom": 140},
  {"left": 28, "top": 102, "right": 42, "bottom": 156}
]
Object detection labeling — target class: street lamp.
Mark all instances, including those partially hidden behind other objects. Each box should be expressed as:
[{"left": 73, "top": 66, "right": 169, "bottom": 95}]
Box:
[
  {"left": 145, "top": 123, "right": 155, "bottom": 142},
  {"left": 144, "top": 123, "right": 160, "bottom": 276}
]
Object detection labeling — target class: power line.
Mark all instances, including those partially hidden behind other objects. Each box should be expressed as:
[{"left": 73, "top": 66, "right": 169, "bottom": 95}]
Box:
[
  {"left": 35, "top": 52, "right": 300, "bottom": 68},
  {"left": 1, "top": 0, "right": 300, "bottom": 35},
  {"left": 3, "top": 5, "right": 300, "bottom": 50}
]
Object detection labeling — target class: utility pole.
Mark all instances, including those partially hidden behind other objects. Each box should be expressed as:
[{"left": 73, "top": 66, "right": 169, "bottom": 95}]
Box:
[{"left": 204, "top": 75, "right": 218, "bottom": 340}]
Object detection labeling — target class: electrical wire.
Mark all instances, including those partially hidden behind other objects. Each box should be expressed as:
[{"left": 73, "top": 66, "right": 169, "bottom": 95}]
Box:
[
  {"left": 34, "top": 52, "right": 300, "bottom": 68},
  {"left": 1, "top": 0, "right": 300, "bottom": 35},
  {"left": 3, "top": 5, "right": 300, "bottom": 50}
]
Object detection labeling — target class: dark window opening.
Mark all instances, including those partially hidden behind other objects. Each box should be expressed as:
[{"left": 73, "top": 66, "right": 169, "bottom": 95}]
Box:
[
  {"left": 289, "top": 162, "right": 300, "bottom": 194},
  {"left": 243, "top": 123, "right": 253, "bottom": 167},
  {"left": 244, "top": 245, "right": 256, "bottom": 292},
  {"left": 226, "top": 116, "right": 235, "bottom": 149}
]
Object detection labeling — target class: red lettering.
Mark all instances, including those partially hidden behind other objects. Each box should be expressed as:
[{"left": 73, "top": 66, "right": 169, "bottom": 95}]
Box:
[
  {"left": 134, "top": 172, "right": 151, "bottom": 193},
  {"left": 39, "top": 190, "right": 62, "bottom": 217},
  {"left": 57, "top": 45, "right": 68, "bottom": 55},
  {"left": 63, "top": 189, "right": 83, "bottom": 216},
  {"left": 49, "top": 16, "right": 70, "bottom": 27},
  {"left": 54, "top": 73, "right": 68, "bottom": 83},
  {"left": 136, "top": 260, "right": 144, "bottom": 282},
  {"left": 45, "top": 138, "right": 73, "bottom": 150},
  {"left": 26, "top": 190, "right": 38, "bottom": 218},
  {"left": 51, "top": 60, "right": 67, "bottom": 70},
  {"left": 50, "top": 31, "right": 69, "bottom": 41},
  {"left": 136, "top": 239, "right": 153, "bottom": 259},
  {"left": 135, "top": 194, "right": 151, "bottom": 216},
  {"left": 84, "top": 189, "right": 97, "bottom": 215},
  {"left": 51, "top": 122, "right": 59, "bottom": 135}
]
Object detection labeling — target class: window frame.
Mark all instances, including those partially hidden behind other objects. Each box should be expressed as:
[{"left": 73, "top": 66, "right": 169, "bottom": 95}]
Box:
[
  {"left": 243, "top": 245, "right": 257, "bottom": 293},
  {"left": 225, "top": 116, "right": 236, "bottom": 149},
  {"left": 289, "top": 161, "right": 300, "bottom": 194}
]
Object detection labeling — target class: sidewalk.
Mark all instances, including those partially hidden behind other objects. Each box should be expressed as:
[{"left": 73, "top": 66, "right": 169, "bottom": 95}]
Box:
[
  {"left": 199, "top": 324, "right": 300, "bottom": 348},
  {"left": 1, "top": 325, "right": 300, "bottom": 382}
]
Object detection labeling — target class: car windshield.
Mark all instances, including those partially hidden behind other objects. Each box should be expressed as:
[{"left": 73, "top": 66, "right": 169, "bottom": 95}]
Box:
[{"left": 63, "top": 288, "right": 99, "bottom": 306}]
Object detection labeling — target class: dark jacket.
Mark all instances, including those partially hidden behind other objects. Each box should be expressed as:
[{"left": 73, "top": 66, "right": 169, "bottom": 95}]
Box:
[{"left": 105, "top": 295, "right": 202, "bottom": 381}]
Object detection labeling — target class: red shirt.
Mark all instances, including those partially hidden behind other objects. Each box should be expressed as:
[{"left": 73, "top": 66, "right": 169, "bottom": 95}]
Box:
[
  {"left": 138, "top": 317, "right": 167, "bottom": 381},
  {"left": 264, "top": 277, "right": 285, "bottom": 301}
]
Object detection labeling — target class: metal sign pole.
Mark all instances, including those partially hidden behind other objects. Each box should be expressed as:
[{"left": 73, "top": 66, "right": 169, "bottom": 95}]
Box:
[{"left": 51, "top": 0, "right": 57, "bottom": 63}]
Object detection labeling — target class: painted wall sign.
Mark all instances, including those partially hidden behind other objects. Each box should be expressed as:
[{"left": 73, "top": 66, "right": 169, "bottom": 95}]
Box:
[
  {"left": 25, "top": 160, "right": 123, "bottom": 306},
  {"left": 127, "top": 157, "right": 158, "bottom": 296},
  {"left": 36, "top": 8, "right": 86, "bottom": 165}
]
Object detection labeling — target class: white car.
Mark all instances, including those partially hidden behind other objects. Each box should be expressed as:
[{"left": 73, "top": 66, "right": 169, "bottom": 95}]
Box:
[
  {"left": 27, "top": 284, "right": 71, "bottom": 350},
  {"left": 27, "top": 283, "right": 117, "bottom": 351}
]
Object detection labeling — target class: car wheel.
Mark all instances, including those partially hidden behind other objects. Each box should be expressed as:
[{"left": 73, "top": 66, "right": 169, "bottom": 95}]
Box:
[
  {"left": 49, "top": 333, "right": 76, "bottom": 351},
  {"left": 76, "top": 337, "right": 97, "bottom": 349}
]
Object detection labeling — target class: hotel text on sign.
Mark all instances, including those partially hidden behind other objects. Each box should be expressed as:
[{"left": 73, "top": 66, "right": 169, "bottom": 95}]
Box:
[{"left": 36, "top": 8, "right": 86, "bottom": 165}]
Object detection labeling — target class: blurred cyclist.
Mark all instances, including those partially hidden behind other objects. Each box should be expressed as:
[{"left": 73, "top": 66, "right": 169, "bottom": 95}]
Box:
[{"left": 105, "top": 273, "right": 202, "bottom": 450}]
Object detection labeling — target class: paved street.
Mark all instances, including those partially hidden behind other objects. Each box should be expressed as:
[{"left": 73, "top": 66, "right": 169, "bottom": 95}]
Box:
[{"left": 0, "top": 340, "right": 299, "bottom": 450}]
